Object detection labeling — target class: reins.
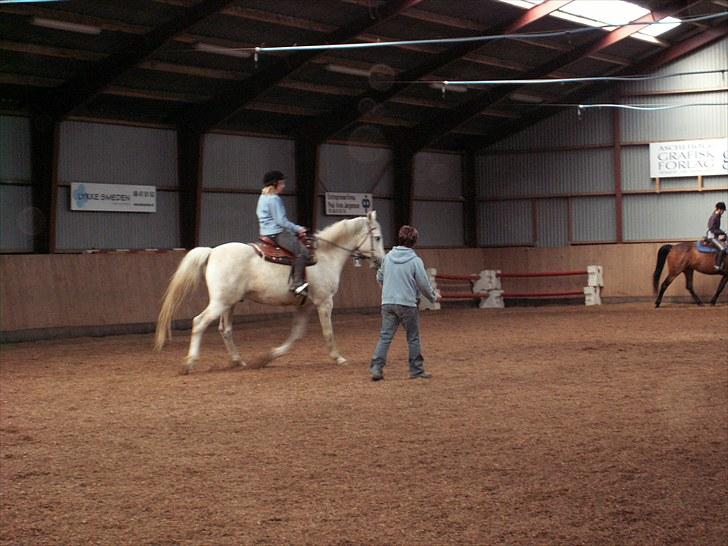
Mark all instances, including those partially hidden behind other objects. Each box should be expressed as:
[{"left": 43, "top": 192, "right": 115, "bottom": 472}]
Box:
[{"left": 313, "top": 220, "right": 379, "bottom": 263}]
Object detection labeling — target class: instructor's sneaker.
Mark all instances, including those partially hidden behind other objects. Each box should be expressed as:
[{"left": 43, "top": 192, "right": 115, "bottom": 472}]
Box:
[{"left": 409, "top": 372, "right": 432, "bottom": 380}]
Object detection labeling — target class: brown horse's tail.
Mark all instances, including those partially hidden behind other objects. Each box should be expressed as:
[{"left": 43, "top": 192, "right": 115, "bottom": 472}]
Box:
[{"left": 652, "top": 244, "right": 673, "bottom": 294}]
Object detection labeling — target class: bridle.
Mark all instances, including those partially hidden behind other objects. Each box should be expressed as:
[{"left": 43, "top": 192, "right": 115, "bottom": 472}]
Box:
[{"left": 313, "top": 218, "right": 382, "bottom": 266}]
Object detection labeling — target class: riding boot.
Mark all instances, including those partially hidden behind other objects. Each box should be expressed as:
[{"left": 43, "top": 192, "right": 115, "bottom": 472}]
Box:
[
  {"left": 292, "top": 255, "right": 308, "bottom": 295},
  {"left": 716, "top": 251, "right": 725, "bottom": 271}
]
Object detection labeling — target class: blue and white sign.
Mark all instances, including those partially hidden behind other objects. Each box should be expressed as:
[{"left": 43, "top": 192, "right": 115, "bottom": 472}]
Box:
[
  {"left": 71, "top": 183, "right": 157, "bottom": 212},
  {"left": 649, "top": 138, "right": 728, "bottom": 179},
  {"left": 325, "top": 192, "right": 373, "bottom": 216}
]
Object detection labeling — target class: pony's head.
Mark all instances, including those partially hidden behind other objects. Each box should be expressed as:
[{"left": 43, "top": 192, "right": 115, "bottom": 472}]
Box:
[{"left": 361, "top": 211, "right": 386, "bottom": 268}]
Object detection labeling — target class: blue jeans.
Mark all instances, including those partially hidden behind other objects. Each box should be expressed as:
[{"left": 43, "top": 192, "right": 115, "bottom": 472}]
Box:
[{"left": 370, "top": 304, "right": 425, "bottom": 377}]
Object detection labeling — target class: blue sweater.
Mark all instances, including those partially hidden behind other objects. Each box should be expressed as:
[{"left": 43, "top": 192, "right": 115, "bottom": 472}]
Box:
[
  {"left": 376, "top": 246, "right": 437, "bottom": 307},
  {"left": 256, "top": 193, "right": 301, "bottom": 236}
]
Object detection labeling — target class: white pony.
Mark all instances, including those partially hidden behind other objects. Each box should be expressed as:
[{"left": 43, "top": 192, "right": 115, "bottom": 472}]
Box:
[{"left": 155, "top": 211, "right": 385, "bottom": 374}]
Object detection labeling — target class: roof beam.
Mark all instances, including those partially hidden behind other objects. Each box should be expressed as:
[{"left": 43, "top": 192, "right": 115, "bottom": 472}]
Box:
[
  {"left": 293, "top": 0, "right": 569, "bottom": 143},
  {"left": 29, "top": 0, "right": 234, "bottom": 120},
  {"left": 172, "top": 0, "right": 424, "bottom": 133},
  {"left": 400, "top": 1, "right": 688, "bottom": 153},
  {"left": 469, "top": 25, "right": 728, "bottom": 151}
]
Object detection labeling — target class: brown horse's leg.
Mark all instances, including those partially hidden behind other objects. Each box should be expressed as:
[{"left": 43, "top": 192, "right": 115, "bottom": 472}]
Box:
[
  {"left": 684, "top": 270, "right": 703, "bottom": 305},
  {"left": 709, "top": 273, "right": 728, "bottom": 305},
  {"left": 655, "top": 274, "right": 677, "bottom": 307}
]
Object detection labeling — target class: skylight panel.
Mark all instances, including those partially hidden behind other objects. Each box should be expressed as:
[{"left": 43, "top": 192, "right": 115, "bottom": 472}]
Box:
[
  {"left": 495, "top": 0, "right": 682, "bottom": 44},
  {"left": 559, "top": 1, "right": 649, "bottom": 26}
]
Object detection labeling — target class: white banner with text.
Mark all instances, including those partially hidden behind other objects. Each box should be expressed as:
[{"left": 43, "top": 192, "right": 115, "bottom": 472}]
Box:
[
  {"left": 649, "top": 138, "right": 728, "bottom": 179},
  {"left": 325, "top": 192, "right": 373, "bottom": 215},
  {"left": 71, "top": 183, "right": 157, "bottom": 212}
]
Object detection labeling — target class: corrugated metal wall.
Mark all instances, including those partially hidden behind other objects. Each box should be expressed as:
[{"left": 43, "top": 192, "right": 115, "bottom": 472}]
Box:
[
  {"left": 59, "top": 121, "right": 177, "bottom": 186},
  {"left": 476, "top": 38, "right": 728, "bottom": 247},
  {"left": 623, "top": 192, "right": 727, "bottom": 241},
  {"left": 479, "top": 200, "right": 533, "bottom": 246},
  {"left": 202, "top": 134, "right": 295, "bottom": 190},
  {"left": 0, "top": 116, "right": 33, "bottom": 252},
  {"left": 477, "top": 149, "right": 613, "bottom": 198},
  {"left": 412, "top": 151, "right": 463, "bottom": 246},
  {"left": 56, "top": 121, "right": 179, "bottom": 250},
  {"left": 200, "top": 134, "right": 295, "bottom": 245},
  {"left": 199, "top": 193, "right": 295, "bottom": 247},
  {"left": 317, "top": 143, "right": 394, "bottom": 245},
  {"left": 56, "top": 187, "right": 180, "bottom": 249},
  {"left": 572, "top": 197, "right": 616, "bottom": 242}
]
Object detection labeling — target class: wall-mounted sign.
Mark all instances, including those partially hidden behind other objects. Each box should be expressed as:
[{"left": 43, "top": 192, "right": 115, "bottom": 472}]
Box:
[
  {"left": 70, "top": 183, "right": 157, "bottom": 212},
  {"left": 649, "top": 138, "right": 728, "bottom": 179},
  {"left": 325, "top": 192, "right": 373, "bottom": 216}
]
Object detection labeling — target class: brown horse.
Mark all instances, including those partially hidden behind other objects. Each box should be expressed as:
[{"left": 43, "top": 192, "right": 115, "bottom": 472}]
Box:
[{"left": 653, "top": 242, "right": 728, "bottom": 307}]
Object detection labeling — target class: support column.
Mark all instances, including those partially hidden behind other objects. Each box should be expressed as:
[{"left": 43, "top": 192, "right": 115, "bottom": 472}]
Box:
[
  {"left": 612, "top": 88, "right": 624, "bottom": 243},
  {"left": 462, "top": 148, "right": 478, "bottom": 247},
  {"left": 294, "top": 139, "right": 317, "bottom": 230},
  {"left": 177, "top": 128, "right": 203, "bottom": 249},
  {"left": 392, "top": 144, "right": 414, "bottom": 234},
  {"left": 30, "top": 113, "right": 58, "bottom": 253}
]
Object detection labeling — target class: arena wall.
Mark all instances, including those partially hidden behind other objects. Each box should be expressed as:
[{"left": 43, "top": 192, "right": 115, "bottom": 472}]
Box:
[{"left": 2, "top": 243, "right": 725, "bottom": 341}]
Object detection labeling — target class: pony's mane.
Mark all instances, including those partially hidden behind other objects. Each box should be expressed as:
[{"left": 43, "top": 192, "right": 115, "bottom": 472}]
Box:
[{"left": 316, "top": 216, "right": 365, "bottom": 245}]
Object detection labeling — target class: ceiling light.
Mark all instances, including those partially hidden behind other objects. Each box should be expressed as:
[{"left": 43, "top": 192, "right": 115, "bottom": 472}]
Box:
[
  {"left": 510, "top": 92, "right": 543, "bottom": 103},
  {"left": 325, "top": 64, "right": 371, "bottom": 78},
  {"left": 31, "top": 16, "right": 101, "bottom": 35},
  {"left": 429, "top": 83, "right": 468, "bottom": 93},
  {"left": 194, "top": 42, "right": 251, "bottom": 58}
]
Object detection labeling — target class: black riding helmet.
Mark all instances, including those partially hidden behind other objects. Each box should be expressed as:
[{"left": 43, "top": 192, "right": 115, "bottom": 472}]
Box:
[
  {"left": 263, "top": 170, "right": 285, "bottom": 186},
  {"left": 716, "top": 202, "right": 726, "bottom": 211}
]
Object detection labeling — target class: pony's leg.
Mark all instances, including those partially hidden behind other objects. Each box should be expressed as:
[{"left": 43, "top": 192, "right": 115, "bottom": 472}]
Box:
[
  {"left": 655, "top": 274, "right": 677, "bottom": 308},
  {"left": 316, "top": 297, "right": 346, "bottom": 365},
  {"left": 263, "top": 304, "right": 310, "bottom": 365},
  {"left": 709, "top": 273, "right": 728, "bottom": 305},
  {"left": 218, "top": 306, "right": 246, "bottom": 368},
  {"left": 684, "top": 270, "right": 703, "bottom": 305},
  {"left": 184, "top": 300, "right": 228, "bottom": 374}
]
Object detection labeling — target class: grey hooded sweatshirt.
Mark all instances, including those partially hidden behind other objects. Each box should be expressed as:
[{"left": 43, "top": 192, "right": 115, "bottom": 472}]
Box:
[{"left": 376, "top": 246, "right": 438, "bottom": 307}]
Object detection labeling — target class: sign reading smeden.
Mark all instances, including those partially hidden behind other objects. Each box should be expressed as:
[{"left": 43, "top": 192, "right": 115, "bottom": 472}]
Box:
[
  {"left": 71, "top": 183, "right": 157, "bottom": 212},
  {"left": 649, "top": 138, "right": 728, "bottom": 179}
]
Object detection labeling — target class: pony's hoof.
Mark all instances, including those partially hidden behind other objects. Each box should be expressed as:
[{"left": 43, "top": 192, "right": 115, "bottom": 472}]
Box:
[
  {"left": 178, "top": 366, "right": 191, "bottom": 375},
  {"left": 230, "top": 359, "right": 246, "bottom": 368},
  {"left": 335, "top": 356, "right": 347, "bottom": 365}
]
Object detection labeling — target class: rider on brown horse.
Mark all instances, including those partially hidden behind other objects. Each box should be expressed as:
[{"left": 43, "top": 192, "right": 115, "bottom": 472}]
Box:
[{"left": 706, "top": 201, "right": 727, "bottom": 271}]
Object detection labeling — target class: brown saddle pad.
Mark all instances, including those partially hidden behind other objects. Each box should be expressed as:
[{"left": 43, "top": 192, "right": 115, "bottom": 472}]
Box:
[{"left": 248, "top": 236, "right": 317, "bottom": 266}]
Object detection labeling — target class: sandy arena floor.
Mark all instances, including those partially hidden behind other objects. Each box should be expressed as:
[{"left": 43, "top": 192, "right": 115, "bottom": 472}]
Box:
[{"left": 1, "top": 302, "right": 727, "bottom": 545}]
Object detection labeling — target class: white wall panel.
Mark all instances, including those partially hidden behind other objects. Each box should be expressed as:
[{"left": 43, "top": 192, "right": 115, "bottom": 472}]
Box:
[
  {"left": 0, "top": 185, "right": 34, "bottom": 251},
  {"left": 536, "top": 199, "right": 568, "bottom": 248},
  {"left": 477, "top": 149, "right": 613, "bottom": 197},
  {"left": 199, "top": 192, "right": 267, "bottom": 246},
  {"left": 0, "top": 116, "right": 31, "bottom": 181},
  {"left": 318, "top": 143, "right": 393, "bottom": 195},
  {"left": 413, "top": 151, "right": 462, "bottom": 199},
  {"left": 203, "top": 134, "right": 295, "bottom": 190},
  {"left": 55, "top": 188, "right": 180, "bottom": 250},
  {"left": 58, "top": 121, "right": 177, "bottom": 186},
  {"left": 479, "top": 200, "right": 532, "bottom": 246},
  {"left": 572, "top": 197, "right": 616, "bottom": 243},
  {"left": 622, "top": 192, "right": 727, "bottom": 241},
  {"left": 412, "top": 201, "right": 464, "bottom": 247}
]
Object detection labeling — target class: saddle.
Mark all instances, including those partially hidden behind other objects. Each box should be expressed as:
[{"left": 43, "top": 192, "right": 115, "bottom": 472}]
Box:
[
  {"left": 697, "top": 239, "right": 722, "bottom": 254},
  {"left": 247, "top": 235, "right": 317, "bottom": 266}
]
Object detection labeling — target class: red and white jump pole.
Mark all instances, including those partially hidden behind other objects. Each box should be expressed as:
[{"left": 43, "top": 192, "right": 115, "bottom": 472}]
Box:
[{"left": 421, "top": 266, "right": 603, "bottom": 310}]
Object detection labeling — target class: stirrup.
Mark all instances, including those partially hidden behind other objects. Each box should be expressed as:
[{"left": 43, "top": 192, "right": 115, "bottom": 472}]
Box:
[{"left": 293, "top": 282, "right": 309, "bottom": 296}]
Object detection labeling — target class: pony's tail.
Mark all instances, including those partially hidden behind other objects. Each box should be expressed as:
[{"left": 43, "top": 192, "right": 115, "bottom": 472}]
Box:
[
  {"left": 652, "top": 244, "right": 673, "bottom": 294},
  {"left": 154, "top": 247, "right": 212, "bottom": 351}
]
